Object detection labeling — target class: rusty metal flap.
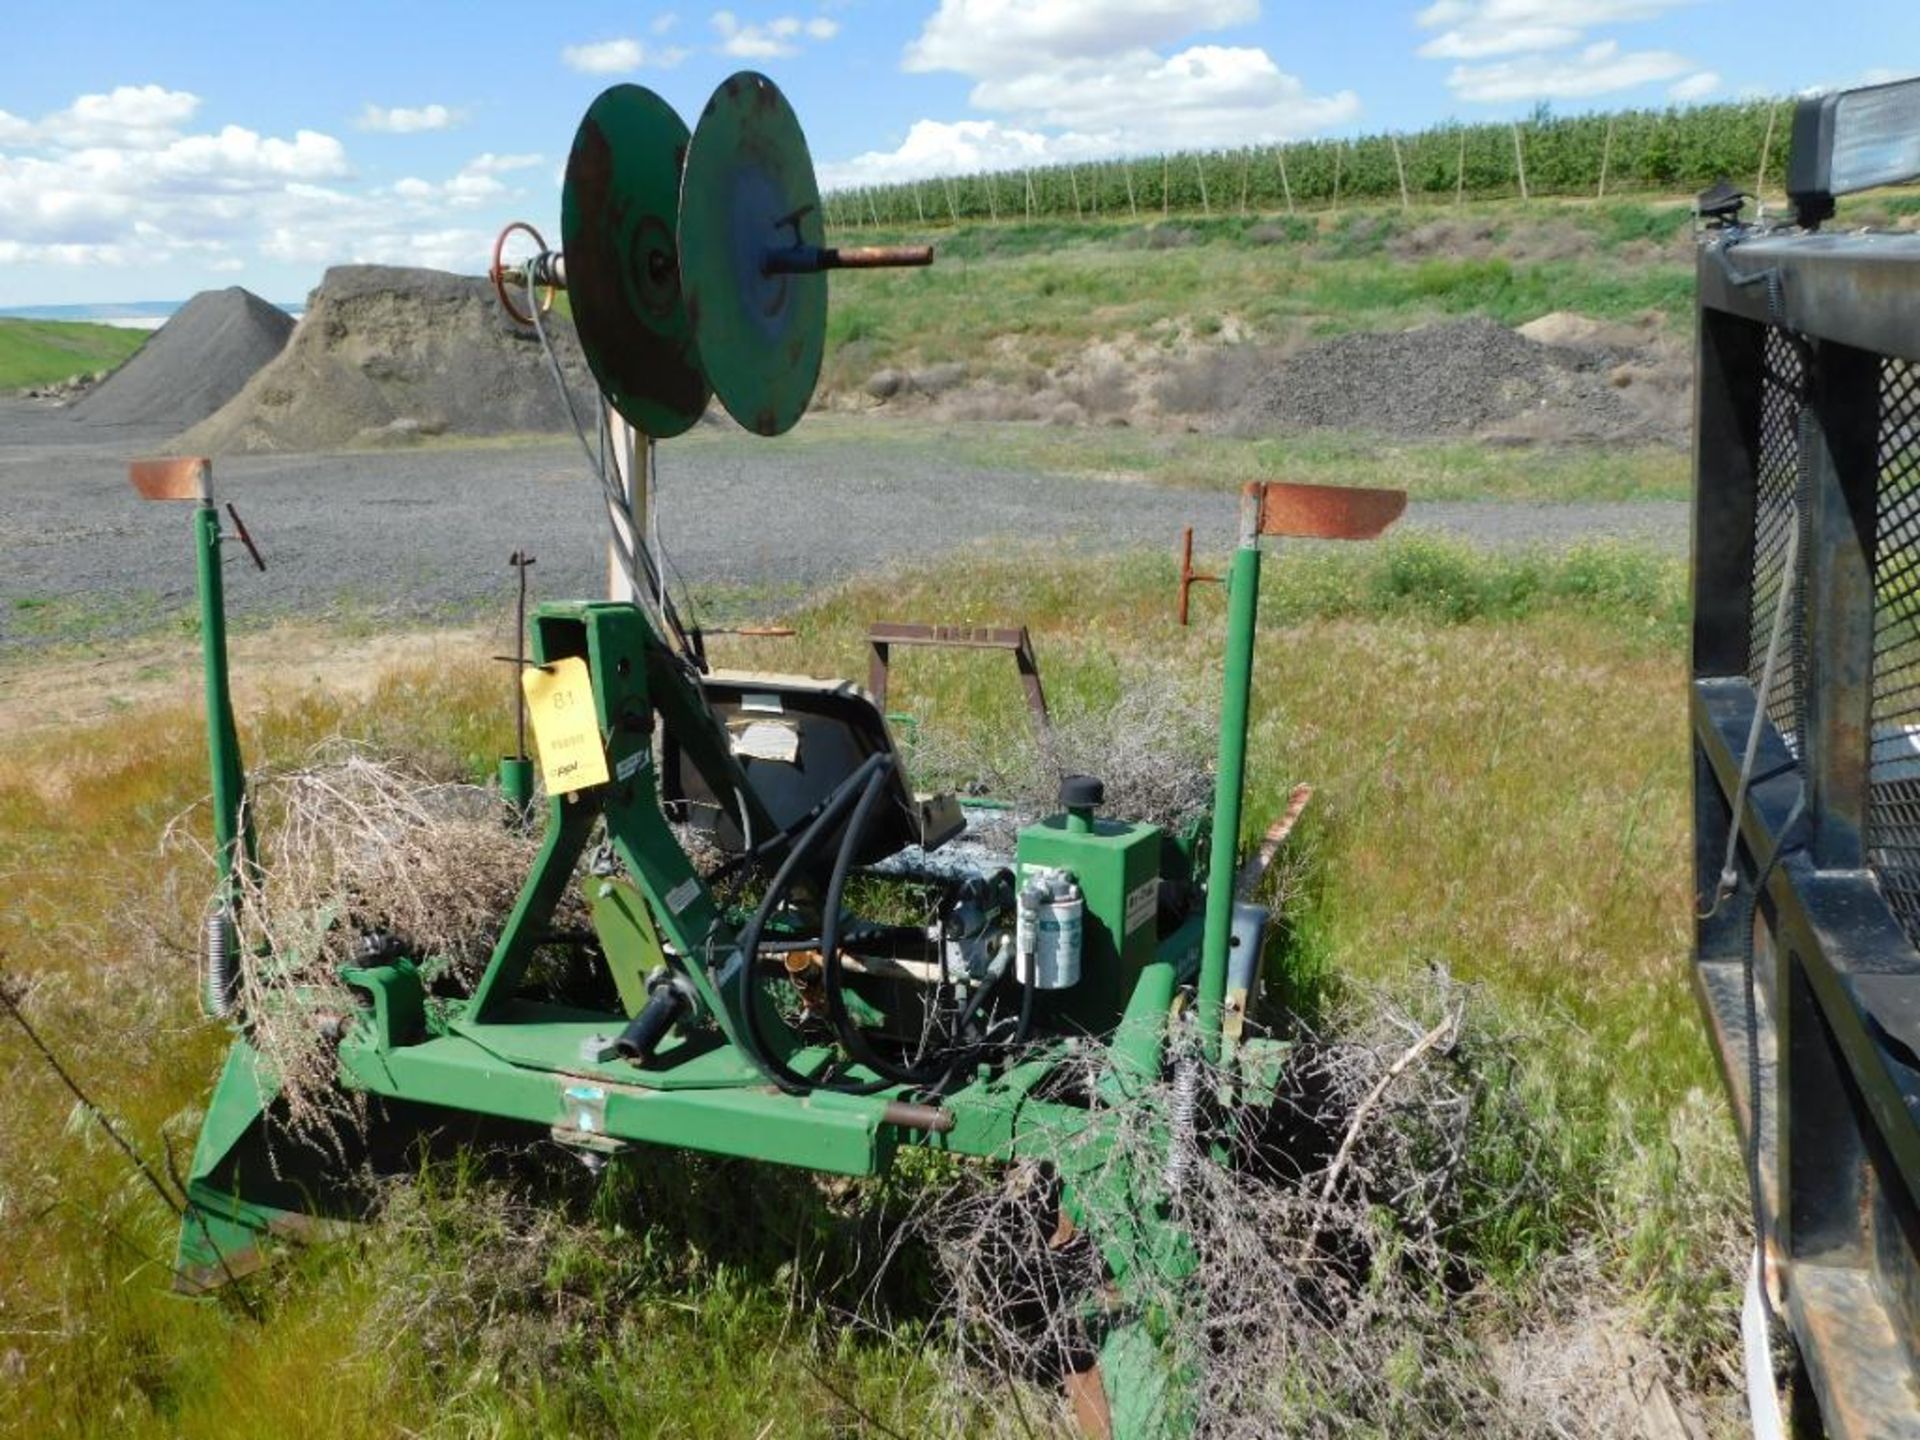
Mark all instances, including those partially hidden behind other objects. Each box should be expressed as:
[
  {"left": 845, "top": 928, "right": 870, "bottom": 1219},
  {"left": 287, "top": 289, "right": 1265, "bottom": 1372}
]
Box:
[
  {"left": 128, "top": 457, "right": 211, "bottom": 503},
  {"left": 1250, "top": 481, "right": 1406, "bottom": 541}
]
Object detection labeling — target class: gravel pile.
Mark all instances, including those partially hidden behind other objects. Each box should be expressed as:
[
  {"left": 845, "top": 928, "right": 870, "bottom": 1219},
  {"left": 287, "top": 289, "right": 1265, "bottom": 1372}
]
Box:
[
  {"left": 178, "top": 265, "right": 595, "bottom": 454},
  {"left": 1233, "top": 316, "right": 1675, "bottom": 444},
  {"left": 67, "top": 287, "right": 291, "bottom": 431}
]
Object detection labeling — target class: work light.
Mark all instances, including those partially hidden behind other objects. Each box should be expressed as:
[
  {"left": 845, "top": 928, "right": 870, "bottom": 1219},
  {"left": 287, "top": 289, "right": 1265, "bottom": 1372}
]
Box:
[{"left": 1789, "top": 73, "right": 1920, "bottom": 225}]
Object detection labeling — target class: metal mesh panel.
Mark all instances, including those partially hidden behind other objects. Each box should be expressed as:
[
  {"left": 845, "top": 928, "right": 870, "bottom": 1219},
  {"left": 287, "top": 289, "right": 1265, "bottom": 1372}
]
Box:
[
  {"left": 1868, "top": 358, "right": 1920, "bottom": 939},
  {"left": 1751, "top": 327, "right": 1807, "bottom": 753}
]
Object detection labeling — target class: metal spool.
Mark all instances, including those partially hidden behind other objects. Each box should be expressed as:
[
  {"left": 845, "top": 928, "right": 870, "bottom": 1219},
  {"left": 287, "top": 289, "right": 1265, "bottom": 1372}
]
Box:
[
  {"left": 678, "top": 72, "right": 829, "bottom": 437},
  {"left": 561, "top": 84, "right": 710, "bottom": 438}
]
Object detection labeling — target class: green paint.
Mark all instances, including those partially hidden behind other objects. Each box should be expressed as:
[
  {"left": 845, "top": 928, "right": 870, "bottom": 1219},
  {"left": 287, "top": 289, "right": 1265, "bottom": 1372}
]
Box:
[
  {"left": 591, "top": 876, "right": 666, "bottom": 1017},
  {"left": 1198, "top": 541, "right": 1261, "bottom": 1062},
  {"left": 679, "top": 72, "right": 826, "bottom": 435},
  {"left": 561, "top": 83, "right": 709, "bottom": 436},
  {"left": 1017, "top": 812, "right": 1162, "bottom": 1035},
  {"left": 496, "top": 755, "right": 534, "bottom": 815},
  {"left": 195, "top": 502, "right": 254, "bottom": 902}
]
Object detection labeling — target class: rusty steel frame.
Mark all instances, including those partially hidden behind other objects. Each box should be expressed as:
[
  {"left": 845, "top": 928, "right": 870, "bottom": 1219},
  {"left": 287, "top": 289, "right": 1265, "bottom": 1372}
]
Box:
[
  {"left": 866, "top": 620, "right": 1049, "bottom": 730},
  {"left": 1690, "top": 229, "right": 1920, "bottom": 1438}
]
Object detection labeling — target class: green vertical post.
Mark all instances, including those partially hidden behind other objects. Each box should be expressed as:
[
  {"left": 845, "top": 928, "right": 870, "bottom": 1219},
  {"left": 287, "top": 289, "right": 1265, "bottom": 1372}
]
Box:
[
  {"left": 1197, "top": 523, "right": 1261, "bottom": 1063},
  {"left": 497, "top": 756, "right": 535, "bottom": 815},
  {"left": 195, "top": 501, "right": 251, "bottom": 894}
]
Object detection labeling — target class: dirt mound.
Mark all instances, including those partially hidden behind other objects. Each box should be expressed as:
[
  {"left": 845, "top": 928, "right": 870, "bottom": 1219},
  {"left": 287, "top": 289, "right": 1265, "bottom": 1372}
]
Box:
[
  {"left": 1517, "top": 310, "right": 1655, "bottom": 350},
  {"left": 68, "top": 287, "right": 291, "bottom": 431},
  {"left": 1231, "top": 316, "right": 1683, "bottom": 445},
  {"left": 179, "top": 266, "right": 596, "bottom": 454}
]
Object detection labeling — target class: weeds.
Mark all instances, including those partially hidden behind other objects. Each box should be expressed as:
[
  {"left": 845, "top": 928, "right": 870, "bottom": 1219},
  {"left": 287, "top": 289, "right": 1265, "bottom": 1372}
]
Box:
[{"left": 0, "top": 541, "right": 1741, "bottom": 1436}]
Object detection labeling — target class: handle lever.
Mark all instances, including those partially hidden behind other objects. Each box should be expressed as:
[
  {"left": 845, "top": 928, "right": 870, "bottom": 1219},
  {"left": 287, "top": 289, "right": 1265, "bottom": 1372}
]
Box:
[{"left": 225, "top": 503, "right": 266, "bottom": 572}]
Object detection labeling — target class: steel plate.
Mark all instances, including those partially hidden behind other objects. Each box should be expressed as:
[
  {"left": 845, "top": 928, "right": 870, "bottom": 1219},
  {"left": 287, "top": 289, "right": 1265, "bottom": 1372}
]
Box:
[
  {"left": 678, "top": 71, "right": 826, "bottom": 436},
  {"left": 1252, "top": 481, "right": 1407, "bottom": 540},
  {"left": 561, "top": 84, "right": 710, "bottom": 438}
]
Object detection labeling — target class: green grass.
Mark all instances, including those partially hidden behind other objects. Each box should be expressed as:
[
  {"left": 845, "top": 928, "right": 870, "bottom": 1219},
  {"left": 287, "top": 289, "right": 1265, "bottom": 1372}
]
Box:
[
  {"left": 0, "top": 317, "right": 144, "bottom": 389},
  {"left": 813, "top": 199, "right": 1699, "bottom": 398},
  {"left": 0, "top": 538, "right": 1742, "bottom": 1435},
  {"left": 786, "top": 420, "right": 1690, "bottom": 503}
]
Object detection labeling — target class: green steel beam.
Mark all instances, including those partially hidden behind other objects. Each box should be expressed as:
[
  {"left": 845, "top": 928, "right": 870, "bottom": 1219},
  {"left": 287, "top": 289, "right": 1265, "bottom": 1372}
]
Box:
[
  {"left": 195, "top": 501, "right": 255, "bottom": 901},
  {"left": 1197, "top": 535, "right": 1261, "bottom": 1063}
]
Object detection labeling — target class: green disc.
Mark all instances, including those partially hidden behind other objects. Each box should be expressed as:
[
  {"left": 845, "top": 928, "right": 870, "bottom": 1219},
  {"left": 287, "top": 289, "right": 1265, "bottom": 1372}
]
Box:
[
  {"left": 562, "top": 84, "right": 710, "bottom": 438},
  {"left": 679, "top": 72, "right": 826, "bottom": 437}
]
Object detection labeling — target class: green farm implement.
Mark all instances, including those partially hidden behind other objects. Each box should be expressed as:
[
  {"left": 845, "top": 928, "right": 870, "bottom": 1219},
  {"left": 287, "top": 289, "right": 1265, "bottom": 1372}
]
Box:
[{"left": 138, "top": 73, "right": 1405, "bottom": 1438}]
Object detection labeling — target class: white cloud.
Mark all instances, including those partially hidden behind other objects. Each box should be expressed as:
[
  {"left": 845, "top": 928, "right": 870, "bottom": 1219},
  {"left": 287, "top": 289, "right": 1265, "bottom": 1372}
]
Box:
[
  {"left": 820, "top": 118, "right": 1081, "bottom": 189},
  {"left": 711, "top": 10, "right": 840, "bottom": 59},
  {"left": 1414, "top": 0, "right": 1691, "bottom": 60},
  {"left": 149, "top": 127, "right": 351, "bottom": 186},
  {"left": 651, "top": 11, "right": 679, "bottom": 33},
  {"left": 0, "top": 83, "right": 530, "bottom": 279},
  {"left": 905, "top": 0, "right": 1257, "bottom": 74},
  {"left": 1669, "top": 70, "right": 1719, "bottom": 101},
  {"left": 878, "top": 0, "right": 1350, "bottom": 164},
  {"left": 463, "top": 151, "right": 543, "bottom": 176},
  {"left": 382, "top": 153, "right": 541, "bottom": 208},
  {"left": 562, "top": 38, "right": 643, "bottom": 73},
  {"left": 0, "top": 85, "right": 205, "bottom": 150},
  {"left": 39, "top": 85, "right": 203, "bottom": 147},
  {"left": 1445, "top": 40, "right": 1692, "bottom": 101},
  {"left": 1414, "top": 0, "right": 1709, "bottom": 103},
  {"left": 357, "top": 103, "right": 460, "bottom": 133},
  {"left": 971, "top": 44, "right": 1357, "bottom": 145},
  {"left": 560, "top": 36, "right": 687, "bottom": 71}
]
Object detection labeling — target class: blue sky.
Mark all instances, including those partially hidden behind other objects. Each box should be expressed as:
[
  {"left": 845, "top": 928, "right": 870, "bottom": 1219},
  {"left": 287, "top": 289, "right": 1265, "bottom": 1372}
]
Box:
[{"left": 0, "top": 0, "right": 1912, "bottom": 306}]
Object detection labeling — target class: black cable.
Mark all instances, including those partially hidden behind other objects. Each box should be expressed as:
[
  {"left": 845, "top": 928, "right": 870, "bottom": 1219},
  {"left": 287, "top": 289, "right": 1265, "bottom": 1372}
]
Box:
[
  {"left": 731, "top": 753, "right": 891, "bottom": 1094},
  {"left": 704, "top": 767, "right": 885, "bottom": 889},
  {"left": 820, "top": 760, "right": 950, "bottom": 1088},
  {"left": 817, "top": 758, "right": 1031, "bottom": 1096}
]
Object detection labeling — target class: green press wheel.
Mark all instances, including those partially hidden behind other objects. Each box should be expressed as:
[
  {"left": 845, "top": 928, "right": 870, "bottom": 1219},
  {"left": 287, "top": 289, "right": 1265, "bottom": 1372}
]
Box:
[
  {"left": 678, "top": 71, "right": 826, "bottom": 437},
  {"left": 561, "top": 84, "right": 710, "bottom": 438}
]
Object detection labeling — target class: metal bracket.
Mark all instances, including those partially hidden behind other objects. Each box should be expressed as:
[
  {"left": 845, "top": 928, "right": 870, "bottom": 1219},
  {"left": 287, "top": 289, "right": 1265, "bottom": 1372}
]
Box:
[
  {"left": 867, "top": 621, "right": 1050, "bottom": 732},
  {"left": 1176, "top": 526, "right": 1221, "bottom": 626}
]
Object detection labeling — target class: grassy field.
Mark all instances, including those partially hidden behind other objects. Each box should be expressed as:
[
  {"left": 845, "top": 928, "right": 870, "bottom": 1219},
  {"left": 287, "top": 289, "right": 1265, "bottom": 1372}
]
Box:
[
  {"left": 0, "top": 317, "right": 145, "bottom": 390},
  {"left": 753, "top": 417, "right": 1692, "bottom": 503},
  {"left": 0, "top": 535, "right": 1745, "bottom": 1437},
  {"left": 814, "top": 200, "right": 1700, "bottom": 399}
]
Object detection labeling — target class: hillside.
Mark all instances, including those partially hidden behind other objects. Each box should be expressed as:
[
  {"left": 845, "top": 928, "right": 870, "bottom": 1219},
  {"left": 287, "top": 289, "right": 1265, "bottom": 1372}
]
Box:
[{"left": 0, "top": 317, "right": 145, "bottom": 391}]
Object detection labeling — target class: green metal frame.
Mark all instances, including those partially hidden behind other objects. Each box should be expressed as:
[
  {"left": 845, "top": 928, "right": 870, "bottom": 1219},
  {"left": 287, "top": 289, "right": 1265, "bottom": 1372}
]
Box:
[{"left": 169, "top": 579, "right": 1298, "bottom": 1438}]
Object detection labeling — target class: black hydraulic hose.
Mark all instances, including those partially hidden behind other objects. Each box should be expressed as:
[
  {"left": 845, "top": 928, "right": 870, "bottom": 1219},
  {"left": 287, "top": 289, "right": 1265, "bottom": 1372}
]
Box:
[
  {"left": 704, "top": 759, "right": 885, "bottom": 889},
  {"left": 819, "top": 757, "right": 1032, "bottom": 1097},
  {"left": 821, "top": 760, "right": 960, "bottom": 1089},
  {"left": 732, "top": 753, "right": 891, "bottom": 1094}
]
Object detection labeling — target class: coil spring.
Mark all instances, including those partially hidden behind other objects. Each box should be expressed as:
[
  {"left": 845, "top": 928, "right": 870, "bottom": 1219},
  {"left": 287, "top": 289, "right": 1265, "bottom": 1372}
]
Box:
[
  {"left": 1163, "top": 1042, "right": 1201, "bottom": 1198},
  {"left": 204, "top": 908, "right": 234, "bottom": 1019}
]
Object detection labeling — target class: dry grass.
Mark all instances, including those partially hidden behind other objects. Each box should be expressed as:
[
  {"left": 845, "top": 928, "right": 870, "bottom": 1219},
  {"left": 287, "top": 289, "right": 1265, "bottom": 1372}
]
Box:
[
  {"left": 890, "top": 973, "right": 1736, "bottom": 1439},
  {"left": 0, "top": 539, "right": 1745, "bottom": 1437},
  {"left": 161, "top": 747, "right": 574, "bottom": 1142},
  {"left": 908, "top": 661, "right": 1216, "bottom": 831}
]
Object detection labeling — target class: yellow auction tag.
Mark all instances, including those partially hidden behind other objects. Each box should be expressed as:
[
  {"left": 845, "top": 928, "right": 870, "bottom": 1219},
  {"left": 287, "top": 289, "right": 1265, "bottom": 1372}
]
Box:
[{"left": 521, "top": 656, "right": 610, "bottom": 795}]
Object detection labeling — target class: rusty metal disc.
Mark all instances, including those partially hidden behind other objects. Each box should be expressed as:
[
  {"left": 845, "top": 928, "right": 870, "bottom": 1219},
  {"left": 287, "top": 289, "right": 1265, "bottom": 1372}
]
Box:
[
  {"left": 562, "top": 84, "right": 710, "bottom": 438},
  {"left": 678, "top": 71, "right": 826, "bottom": 436}
]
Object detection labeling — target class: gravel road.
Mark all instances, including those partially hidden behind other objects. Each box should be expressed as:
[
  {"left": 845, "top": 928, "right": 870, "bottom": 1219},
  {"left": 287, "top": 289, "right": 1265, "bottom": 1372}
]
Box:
[{"left": 0, "top": 400, "right": 1686, "bottom": 651}]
